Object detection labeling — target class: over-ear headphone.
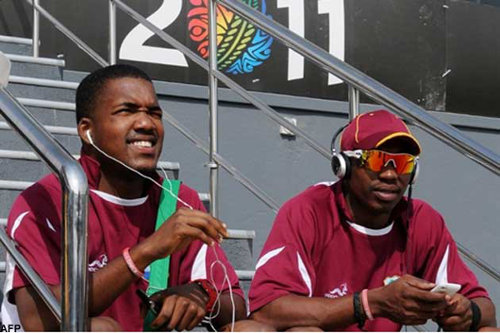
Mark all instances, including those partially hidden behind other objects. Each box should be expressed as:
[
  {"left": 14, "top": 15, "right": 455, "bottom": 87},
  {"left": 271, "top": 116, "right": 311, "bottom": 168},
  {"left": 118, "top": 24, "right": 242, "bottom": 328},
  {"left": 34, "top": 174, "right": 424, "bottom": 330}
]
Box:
[
  {"left": 330, "top": 124, "right": 419, "bottom": 184},
  {"left": 409, "top": 158, "right": 419, "bottom": 185},
  {"left": 331, "top": 124, "right": 350, "bottom": 179}
]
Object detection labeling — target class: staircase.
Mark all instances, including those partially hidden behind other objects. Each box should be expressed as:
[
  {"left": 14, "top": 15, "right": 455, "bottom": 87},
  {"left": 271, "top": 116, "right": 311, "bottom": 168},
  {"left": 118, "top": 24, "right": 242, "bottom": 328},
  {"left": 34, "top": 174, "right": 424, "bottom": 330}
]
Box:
[{"left": 0, "top": 35, "right": 256, "bottom": 299}]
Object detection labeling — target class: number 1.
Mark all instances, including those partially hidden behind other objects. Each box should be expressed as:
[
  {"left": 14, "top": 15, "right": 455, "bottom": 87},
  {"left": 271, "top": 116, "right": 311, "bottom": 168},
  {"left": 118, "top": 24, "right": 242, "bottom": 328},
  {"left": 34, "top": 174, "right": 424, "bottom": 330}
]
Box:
[{"left": 318, "top": 0, "right": 344, "bottom": 85}]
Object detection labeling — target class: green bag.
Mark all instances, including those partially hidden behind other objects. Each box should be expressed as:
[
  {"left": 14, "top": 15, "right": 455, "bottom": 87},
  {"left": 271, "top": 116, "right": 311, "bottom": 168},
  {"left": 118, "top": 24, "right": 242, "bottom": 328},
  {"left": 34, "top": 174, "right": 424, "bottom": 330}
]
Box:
[{"left": 143, "top": 179, "right": 180, "bottom": 331}]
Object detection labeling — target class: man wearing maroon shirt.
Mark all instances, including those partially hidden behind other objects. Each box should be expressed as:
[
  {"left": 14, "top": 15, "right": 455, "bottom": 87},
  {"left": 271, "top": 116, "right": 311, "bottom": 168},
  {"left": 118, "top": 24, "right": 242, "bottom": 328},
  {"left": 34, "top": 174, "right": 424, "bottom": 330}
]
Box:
[
  {"left": 1, "top": 65, "right": 246, "bottom": 331},
  {"left": 247, "top": 110, "right": 497, "bottom": 331}
]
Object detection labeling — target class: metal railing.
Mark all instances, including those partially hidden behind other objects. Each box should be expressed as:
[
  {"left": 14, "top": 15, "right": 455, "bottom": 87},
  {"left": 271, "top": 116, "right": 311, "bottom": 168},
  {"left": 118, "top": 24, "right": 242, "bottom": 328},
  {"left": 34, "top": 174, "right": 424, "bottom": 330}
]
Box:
[
  {"left": 0, "top": 55, "right": 89, "bottom": 331},
  {"left": 9, "top": 0, "right": 500, "bottom": 329}
]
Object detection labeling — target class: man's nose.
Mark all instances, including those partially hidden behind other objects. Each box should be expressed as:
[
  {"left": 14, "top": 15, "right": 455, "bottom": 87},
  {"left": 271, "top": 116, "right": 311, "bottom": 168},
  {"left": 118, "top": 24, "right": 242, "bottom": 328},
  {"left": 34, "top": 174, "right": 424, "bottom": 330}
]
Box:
[
  {"left": 379, "top": 161, "right": 399, "bottom": 180},
  {"left": 134, "top": 111, "right": 156, "bottom": 130}
]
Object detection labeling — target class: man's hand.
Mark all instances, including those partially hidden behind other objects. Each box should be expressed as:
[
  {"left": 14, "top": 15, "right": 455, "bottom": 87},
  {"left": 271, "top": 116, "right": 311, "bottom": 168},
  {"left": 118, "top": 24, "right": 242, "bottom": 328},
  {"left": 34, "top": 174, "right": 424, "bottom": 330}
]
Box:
[
  {"left": 435, "top": 293, "right": 473, "bottom": 331},
  {"left": 139, "top": 207, "right": 229, "bottom": 262},
  {"left": 148, "top": 283, "right": 209, "bottom": 331},
  {"left": 370, "top": 274, "right": 450, "bottom": 325}
]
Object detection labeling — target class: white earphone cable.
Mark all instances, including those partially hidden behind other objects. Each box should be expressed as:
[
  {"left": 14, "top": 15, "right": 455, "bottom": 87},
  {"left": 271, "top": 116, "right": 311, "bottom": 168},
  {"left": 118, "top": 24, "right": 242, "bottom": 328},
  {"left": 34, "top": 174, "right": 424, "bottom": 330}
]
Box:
[{"left": 87, "top": 130, "right": 236, "bottom": 331}]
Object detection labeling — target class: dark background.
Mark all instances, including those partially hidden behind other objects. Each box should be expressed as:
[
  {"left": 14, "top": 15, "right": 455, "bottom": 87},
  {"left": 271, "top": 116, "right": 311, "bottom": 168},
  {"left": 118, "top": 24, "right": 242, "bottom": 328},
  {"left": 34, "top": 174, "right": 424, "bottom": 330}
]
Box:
[{"left": 0, "top": 0, "right": 499, "bottom": 117}]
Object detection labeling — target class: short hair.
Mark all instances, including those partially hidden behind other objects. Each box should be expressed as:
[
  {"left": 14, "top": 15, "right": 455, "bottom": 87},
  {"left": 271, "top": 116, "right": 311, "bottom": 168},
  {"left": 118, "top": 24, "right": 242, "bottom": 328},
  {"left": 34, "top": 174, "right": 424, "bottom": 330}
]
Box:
[{"left": 75, "top": 64, "right": 153, "bottom": 123}]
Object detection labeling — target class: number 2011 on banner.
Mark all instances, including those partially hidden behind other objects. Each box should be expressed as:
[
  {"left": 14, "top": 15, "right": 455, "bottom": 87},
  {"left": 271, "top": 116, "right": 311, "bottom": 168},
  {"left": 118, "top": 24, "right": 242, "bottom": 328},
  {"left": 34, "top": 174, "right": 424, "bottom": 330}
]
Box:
[{"left": 120, "top": 0, "right": 345, "bottom": 86}]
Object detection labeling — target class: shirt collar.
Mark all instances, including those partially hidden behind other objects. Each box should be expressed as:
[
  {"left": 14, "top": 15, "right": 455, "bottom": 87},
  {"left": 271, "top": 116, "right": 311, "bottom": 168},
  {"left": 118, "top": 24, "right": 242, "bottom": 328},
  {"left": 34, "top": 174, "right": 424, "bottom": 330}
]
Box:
[{"left": 78, "top": 151, "right": 163, "bottom": 193}]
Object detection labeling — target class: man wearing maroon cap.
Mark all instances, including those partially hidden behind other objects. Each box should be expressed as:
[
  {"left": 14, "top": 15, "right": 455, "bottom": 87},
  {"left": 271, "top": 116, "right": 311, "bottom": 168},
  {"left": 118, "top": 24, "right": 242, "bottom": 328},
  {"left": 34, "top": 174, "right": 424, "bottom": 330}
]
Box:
[{"left": 246, "top": 110, "right": 497, "bottom": 331}]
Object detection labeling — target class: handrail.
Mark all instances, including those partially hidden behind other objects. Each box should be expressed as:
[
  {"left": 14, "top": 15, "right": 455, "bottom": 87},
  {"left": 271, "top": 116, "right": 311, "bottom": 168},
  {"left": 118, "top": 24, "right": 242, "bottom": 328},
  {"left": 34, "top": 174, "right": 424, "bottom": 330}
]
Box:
[
  {"left": 218, "top": 0, "right": 500, "bottom": 176},
  {"left": 0, "top": 226, "right": 60, "bottom": 319},
  {"left": 0, "top": 56, "right": 89, "bottom": 330},
  {"left": 25, "top": 0, "right": 108, "bottom": 67}
]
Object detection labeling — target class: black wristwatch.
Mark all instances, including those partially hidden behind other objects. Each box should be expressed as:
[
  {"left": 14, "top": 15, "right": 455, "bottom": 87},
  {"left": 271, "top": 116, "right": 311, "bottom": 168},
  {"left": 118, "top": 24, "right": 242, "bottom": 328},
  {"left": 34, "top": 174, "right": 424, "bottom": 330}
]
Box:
[
  {"left": 353, "top": 292, "right": 366, "bottom": 329},
  {"left": 469, "top": 301, "right": 481, "bottom": 332}
]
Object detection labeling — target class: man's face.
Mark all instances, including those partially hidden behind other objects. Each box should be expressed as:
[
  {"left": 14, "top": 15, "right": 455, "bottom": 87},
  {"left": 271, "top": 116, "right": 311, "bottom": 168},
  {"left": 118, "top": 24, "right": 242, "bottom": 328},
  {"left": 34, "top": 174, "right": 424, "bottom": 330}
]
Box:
[
  {"left": 347, "top": 141, "right": 413, "bottom": 215},
  {"left": 85, "top": 77, "right": 164, "bottom": 173}
]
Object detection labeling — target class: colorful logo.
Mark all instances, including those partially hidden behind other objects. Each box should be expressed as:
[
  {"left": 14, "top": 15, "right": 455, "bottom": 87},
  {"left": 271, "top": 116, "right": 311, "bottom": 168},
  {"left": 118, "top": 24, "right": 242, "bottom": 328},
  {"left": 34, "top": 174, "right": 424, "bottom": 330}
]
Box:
[{"left": 188, "top": 0, "right": 273, "bottom": 74}]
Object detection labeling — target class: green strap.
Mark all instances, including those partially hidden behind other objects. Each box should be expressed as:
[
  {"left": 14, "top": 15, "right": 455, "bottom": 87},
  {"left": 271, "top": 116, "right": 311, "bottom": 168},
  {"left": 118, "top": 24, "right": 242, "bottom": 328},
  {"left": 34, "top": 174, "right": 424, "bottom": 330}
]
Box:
[{"left": 143, "top": 179, "right": 180, "bottom": 331}]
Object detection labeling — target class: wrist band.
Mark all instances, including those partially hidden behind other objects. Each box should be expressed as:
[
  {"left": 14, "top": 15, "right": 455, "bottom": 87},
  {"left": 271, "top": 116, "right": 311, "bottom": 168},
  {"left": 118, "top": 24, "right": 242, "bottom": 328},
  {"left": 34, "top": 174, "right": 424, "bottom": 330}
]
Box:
[
  {"left": 192, "top": 279, "right": 218, "bottom": 312},
  {"left": 353, "top": 292, "right": 366, "bottom": 329},
  {"left": 122, "top": 247, "right": 147, "bottom": 282},
  {"left": 361, "top": 289, "right": 374, "bottom": 320},
  {"left": 469, "top": 301, "right": 481, "bottom": 332}
]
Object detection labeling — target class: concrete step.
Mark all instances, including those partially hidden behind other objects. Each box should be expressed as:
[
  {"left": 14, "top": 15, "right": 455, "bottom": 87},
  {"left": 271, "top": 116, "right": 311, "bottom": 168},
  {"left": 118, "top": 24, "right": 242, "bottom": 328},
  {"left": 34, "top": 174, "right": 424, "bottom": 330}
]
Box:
[
  {"left": 0, "top": 150, "right": 180, "bottom": 182},
  {"left": 0, "top": 35, "right": 32, "bottom": 55},
  {"left": 7, "top": 81, "right": 75, "bottom": 103},
  {"left": 4, "top": 54, "right": 64, "bottom": 80}
]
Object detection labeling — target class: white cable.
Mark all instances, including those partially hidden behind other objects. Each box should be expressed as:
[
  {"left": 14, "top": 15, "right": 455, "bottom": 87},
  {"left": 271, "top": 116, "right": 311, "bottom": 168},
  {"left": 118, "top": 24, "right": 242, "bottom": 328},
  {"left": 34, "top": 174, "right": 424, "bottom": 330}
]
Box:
[{"left": 88, "top": 134, "right": 236, "bottom": 331}]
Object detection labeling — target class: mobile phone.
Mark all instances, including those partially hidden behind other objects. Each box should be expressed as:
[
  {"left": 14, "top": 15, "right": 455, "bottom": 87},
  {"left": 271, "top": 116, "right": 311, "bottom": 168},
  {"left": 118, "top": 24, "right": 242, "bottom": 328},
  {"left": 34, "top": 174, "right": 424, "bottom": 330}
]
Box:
[
  {"left": 136, "top": 289, "right": 161, "bottom": 316},
  {"left": 430, "top": 282, "right": 461, "bottom": 296}
]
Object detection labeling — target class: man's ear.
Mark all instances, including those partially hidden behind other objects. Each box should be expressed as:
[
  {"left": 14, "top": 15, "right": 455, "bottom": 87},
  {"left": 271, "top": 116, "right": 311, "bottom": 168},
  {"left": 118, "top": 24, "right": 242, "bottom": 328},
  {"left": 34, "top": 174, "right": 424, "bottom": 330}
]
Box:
[{"left": 77, "top": 118, "right": 92, "bottom": 145}]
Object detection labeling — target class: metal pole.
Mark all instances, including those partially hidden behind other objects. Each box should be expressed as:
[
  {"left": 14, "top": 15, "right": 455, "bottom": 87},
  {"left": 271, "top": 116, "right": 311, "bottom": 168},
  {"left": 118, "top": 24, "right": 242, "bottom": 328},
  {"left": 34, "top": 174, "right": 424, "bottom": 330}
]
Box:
[
  {"left": 32, "top": 0, "right": 40, "bottom": 57},
  {"left": 208, "top": 0, "right": 219, "bottom": 217},
  {"left": 348, "top": 85, "right": 359, "bottom": 120},
  {"left": 109, "top": 0, "right": 117, "bottom": 65},
  {"left": 0, "top": 229, "right": 61, "bottom": 320},
  {"left": 61, "top": 169, "right": 89, "bottom": 332},
  {"left": 0, "top": 87, "right": 89, "bottom": 331}
]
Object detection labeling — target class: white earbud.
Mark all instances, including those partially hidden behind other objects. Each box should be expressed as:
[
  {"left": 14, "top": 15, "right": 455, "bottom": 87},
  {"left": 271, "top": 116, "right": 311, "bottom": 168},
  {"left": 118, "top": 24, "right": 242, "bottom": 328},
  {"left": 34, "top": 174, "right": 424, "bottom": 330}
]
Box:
[{"left": 86, "top": 130, "right": 93, "bottom": 145}]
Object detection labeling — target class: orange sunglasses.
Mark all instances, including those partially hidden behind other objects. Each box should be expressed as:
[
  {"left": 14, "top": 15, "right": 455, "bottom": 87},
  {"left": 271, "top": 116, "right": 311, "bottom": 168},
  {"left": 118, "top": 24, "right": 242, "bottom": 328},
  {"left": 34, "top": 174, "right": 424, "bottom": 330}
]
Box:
[{"left": 345, "top": 149, "right": 418, "bottom": 175}]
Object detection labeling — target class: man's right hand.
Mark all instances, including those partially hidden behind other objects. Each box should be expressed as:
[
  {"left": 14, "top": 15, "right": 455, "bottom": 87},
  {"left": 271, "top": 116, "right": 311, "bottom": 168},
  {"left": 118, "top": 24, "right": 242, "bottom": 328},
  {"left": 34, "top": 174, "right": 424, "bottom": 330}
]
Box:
[
  {"left": 369, "top": 274, "right": 451, "bottom": 325},
  {"left": 139, "top": 207, "right": 229, "bottom": 262}
]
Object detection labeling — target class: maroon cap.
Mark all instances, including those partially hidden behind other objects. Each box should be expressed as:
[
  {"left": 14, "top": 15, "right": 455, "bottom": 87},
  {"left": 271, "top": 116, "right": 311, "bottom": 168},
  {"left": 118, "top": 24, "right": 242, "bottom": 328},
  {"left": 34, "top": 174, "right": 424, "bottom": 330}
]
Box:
[{"left": 340, "top": 110, "right": 421, "bottom": 155}]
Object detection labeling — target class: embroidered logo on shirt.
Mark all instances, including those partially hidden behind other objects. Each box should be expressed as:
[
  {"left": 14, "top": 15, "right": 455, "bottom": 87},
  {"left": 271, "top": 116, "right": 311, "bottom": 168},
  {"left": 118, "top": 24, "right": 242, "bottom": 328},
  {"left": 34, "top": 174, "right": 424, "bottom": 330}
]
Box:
[
  {"left": 384, "top": 275, "right": 400, "bottom": 285},
  {"left": 88, "top": 254, "right": 108, "bottom": 272},
  {"left": 324, "top": 283, "right": 348, "bottom": 298}
]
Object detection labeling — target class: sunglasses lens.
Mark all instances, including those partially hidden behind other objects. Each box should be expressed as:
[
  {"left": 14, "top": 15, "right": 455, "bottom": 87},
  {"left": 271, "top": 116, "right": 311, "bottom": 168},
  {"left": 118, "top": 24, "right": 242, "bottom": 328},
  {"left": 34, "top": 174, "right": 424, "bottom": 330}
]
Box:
[{"left": 363, "top": 150, "right": 415, "bottom": 174}]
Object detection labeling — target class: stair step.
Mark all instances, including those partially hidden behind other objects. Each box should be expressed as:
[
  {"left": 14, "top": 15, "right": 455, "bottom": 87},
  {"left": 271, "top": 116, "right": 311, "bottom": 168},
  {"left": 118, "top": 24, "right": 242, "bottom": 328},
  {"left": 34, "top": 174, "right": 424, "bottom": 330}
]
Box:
[
  {"left": 0, "top": 179, "right": 208, "bottom": 201},
  {"left": 0, "top": 149, "right": 180, "bottom": 171},
  {"left": 5, "top": 54, "right": 65, "bottom": 67},
  {"left": 0, "top": 122, "right": 77, "bottom": 135},
  {"left": 17, "top": 97, "right": 75, "bottom": 111},
  {"left": 9, "top": 76, "right": 78, "bottom": 89},
  {"left": 0, "top": 36, "right": 32, "bottom": 45}
]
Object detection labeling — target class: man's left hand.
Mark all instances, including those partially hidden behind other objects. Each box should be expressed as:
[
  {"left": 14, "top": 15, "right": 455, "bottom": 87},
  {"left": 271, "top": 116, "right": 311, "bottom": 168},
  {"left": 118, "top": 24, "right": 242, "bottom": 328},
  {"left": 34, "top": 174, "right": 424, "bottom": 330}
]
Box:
[
  {"left": 148, "top": 283, "right": 209, "bottom": 331},
  {"left": 435, "top": 293, "right": 472, "bottom": 331}
]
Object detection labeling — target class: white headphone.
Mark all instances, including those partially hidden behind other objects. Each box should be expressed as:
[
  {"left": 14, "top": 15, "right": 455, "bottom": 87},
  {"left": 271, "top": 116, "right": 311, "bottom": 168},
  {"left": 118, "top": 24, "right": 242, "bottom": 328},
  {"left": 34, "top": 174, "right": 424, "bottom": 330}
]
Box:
[{"left": 86, "top": 129, "right": 94, "bottom": 145}]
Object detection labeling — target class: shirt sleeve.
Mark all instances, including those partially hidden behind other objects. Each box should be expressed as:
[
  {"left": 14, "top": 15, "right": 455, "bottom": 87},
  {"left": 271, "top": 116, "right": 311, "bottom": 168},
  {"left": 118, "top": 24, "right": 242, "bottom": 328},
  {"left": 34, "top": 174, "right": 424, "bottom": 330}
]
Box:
[
  {"left": 248, "top": 195, "right": 317, "bottom": 313},
  {"left": 410, "top": 201, "right": 489, "bottom": 300},
  {"left": 170, "top": 184, "right": 244, "bottom": 299},
  {"left": 5, "top": 183, "right": 62, "bottom": 297}
]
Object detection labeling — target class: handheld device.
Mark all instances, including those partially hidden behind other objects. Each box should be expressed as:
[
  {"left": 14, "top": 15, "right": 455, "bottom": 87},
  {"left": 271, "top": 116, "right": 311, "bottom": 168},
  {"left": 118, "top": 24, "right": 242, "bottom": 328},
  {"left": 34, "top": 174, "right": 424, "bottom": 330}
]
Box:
[
  {"left": 431, "top": 282, "right": 461, "bottom": 296},
  {"left": 136, "top": 289, "right": 161, "bottom": 316}
]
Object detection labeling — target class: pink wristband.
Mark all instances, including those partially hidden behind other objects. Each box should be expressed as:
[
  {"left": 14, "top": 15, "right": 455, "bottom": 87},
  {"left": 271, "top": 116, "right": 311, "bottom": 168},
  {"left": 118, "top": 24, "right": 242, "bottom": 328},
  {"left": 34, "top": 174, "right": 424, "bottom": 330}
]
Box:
[
  {"left": 361, "top": 289, "right": 374, "bottom": 320},
  {"left": 122, "top": 247, "right": 147, "bottom": 282}
]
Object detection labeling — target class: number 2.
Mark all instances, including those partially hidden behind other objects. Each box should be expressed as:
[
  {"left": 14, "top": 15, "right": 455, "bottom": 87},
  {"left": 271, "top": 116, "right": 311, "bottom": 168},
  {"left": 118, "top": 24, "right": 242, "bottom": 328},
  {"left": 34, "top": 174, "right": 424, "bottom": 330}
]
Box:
[{"left": 119, "top": 0, "right": 188, "bottom": 67}]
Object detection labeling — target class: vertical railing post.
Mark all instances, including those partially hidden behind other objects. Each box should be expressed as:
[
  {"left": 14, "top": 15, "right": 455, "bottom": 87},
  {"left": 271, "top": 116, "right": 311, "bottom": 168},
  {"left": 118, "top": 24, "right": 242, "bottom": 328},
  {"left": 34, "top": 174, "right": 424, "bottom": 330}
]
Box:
[
  {"left": 348, "top": 85, "right": 359, "bottom": 120},
  {"left": 109, "top": 0, "right": 117, "bottom": 65},
  {"left": 32, "top": 0, "right": 40, "bottom": 57},
  {"left": 61, "top": 170, "right": 89, "bottom": 331},
  {"left": 208, "top": 0, "right": 219, "bottom": 217}
]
